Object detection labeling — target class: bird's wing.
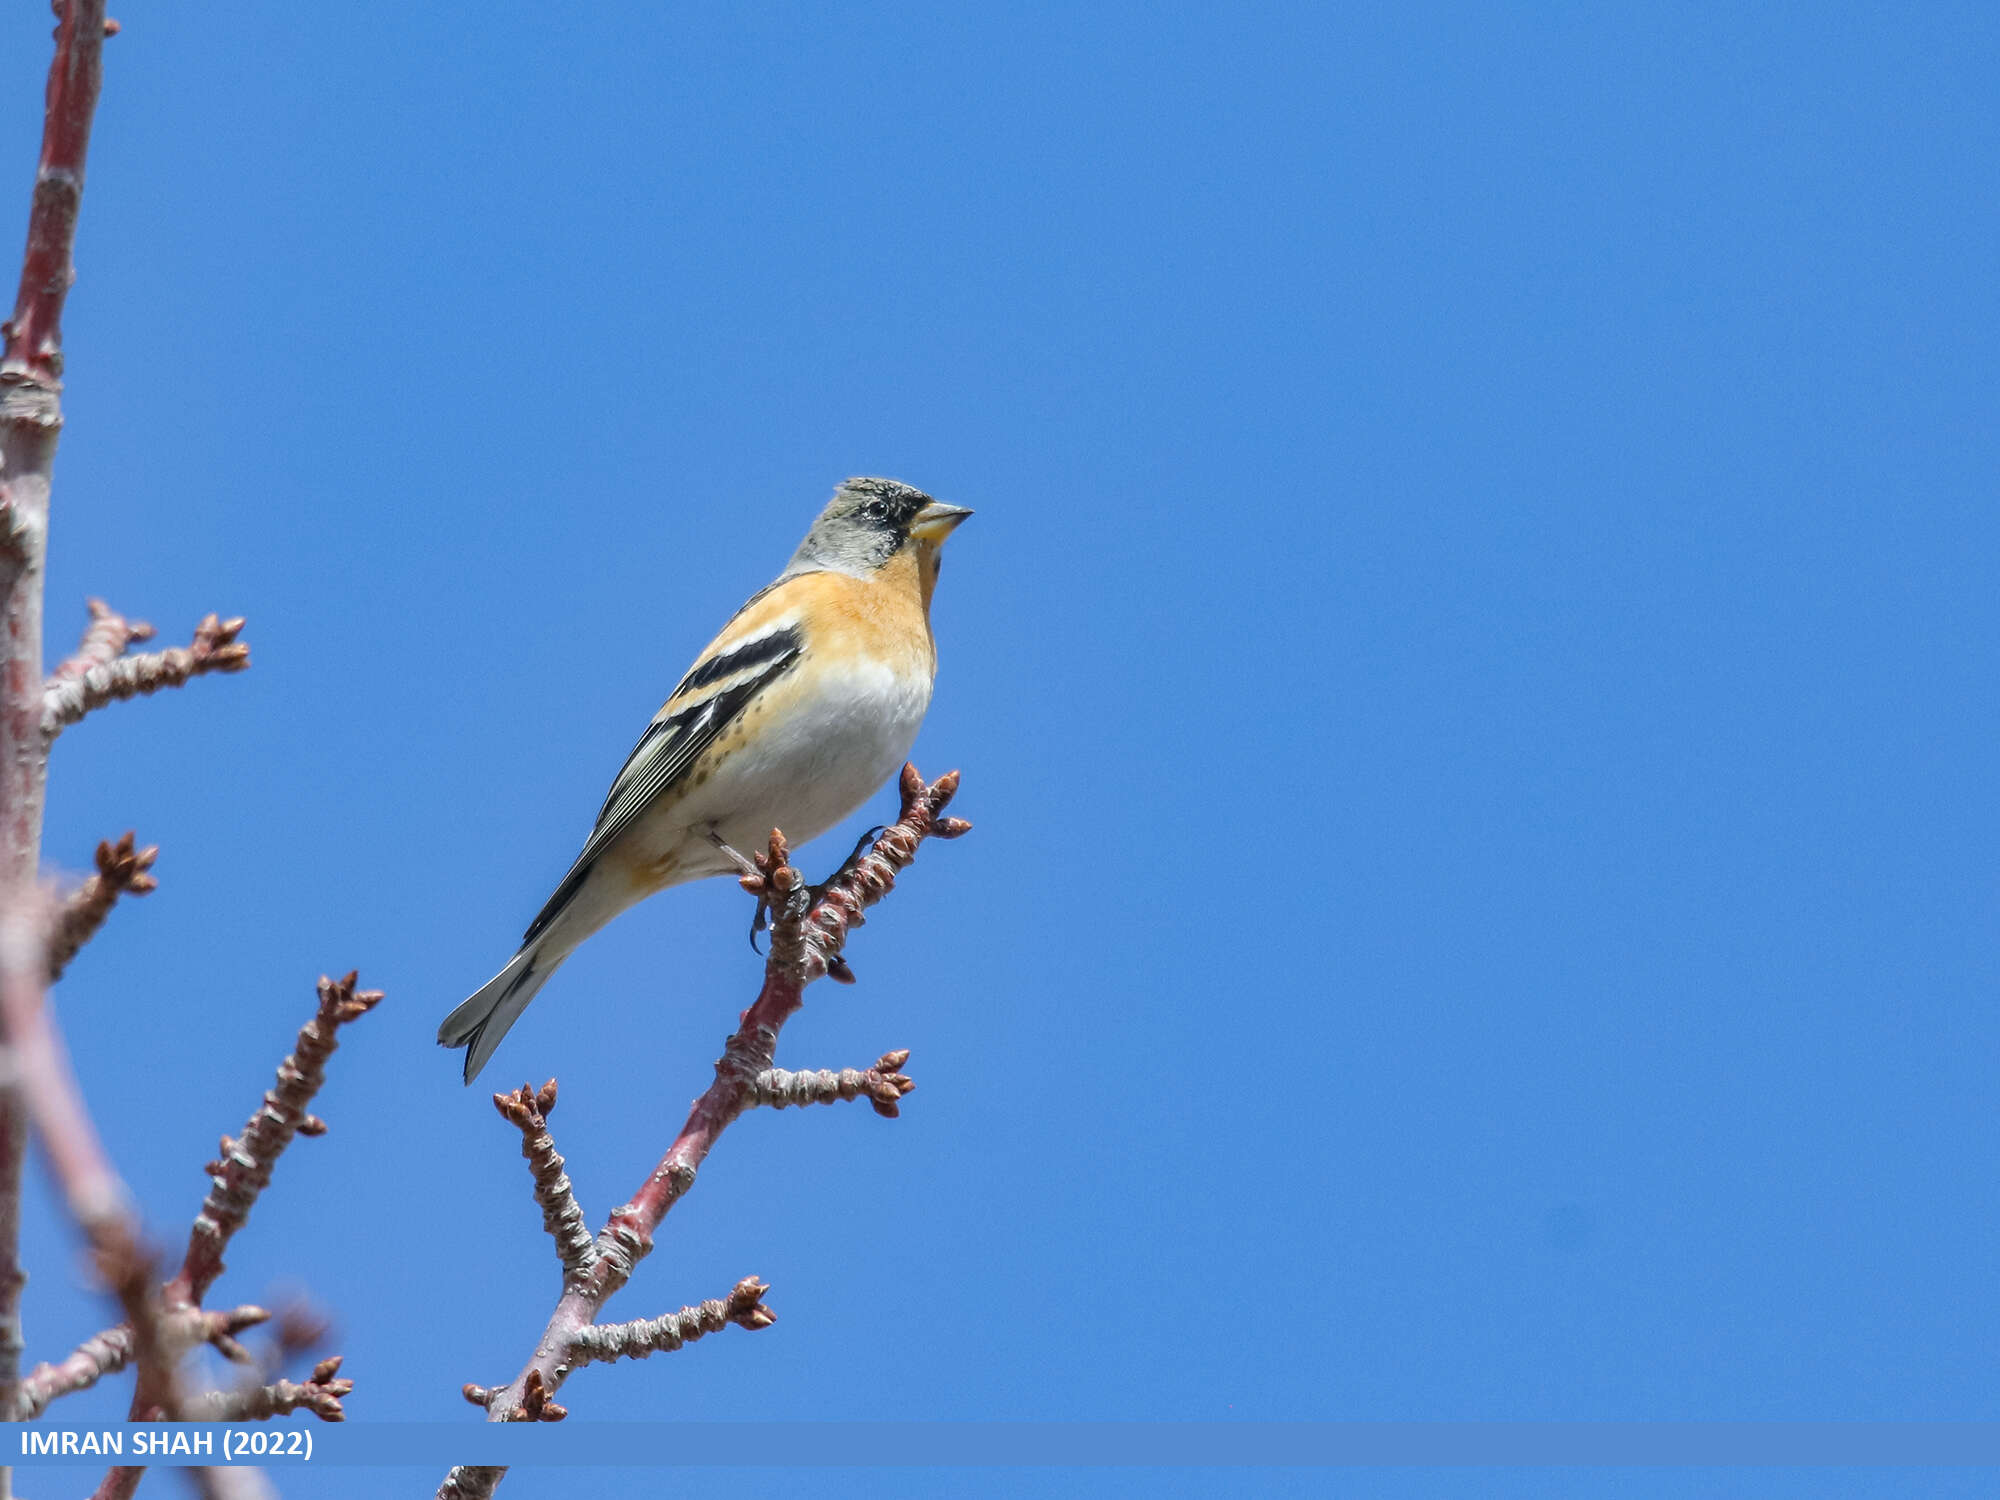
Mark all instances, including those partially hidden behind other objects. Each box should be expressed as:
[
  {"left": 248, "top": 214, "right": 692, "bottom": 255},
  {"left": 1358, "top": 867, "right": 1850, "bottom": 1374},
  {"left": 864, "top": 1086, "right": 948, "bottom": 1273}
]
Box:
[{"left": 523, "top": 617, "right": 805, "bottom": 943}]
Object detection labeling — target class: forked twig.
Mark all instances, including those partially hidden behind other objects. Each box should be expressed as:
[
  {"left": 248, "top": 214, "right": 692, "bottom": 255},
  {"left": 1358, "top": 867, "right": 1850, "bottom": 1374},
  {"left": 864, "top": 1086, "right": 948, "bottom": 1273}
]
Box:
[
  {"left": 456, "top": 764, "right": 967, "bottom": 1450},
  {"left": 42, "top": 611, "right": 249, "bottom": 738}
]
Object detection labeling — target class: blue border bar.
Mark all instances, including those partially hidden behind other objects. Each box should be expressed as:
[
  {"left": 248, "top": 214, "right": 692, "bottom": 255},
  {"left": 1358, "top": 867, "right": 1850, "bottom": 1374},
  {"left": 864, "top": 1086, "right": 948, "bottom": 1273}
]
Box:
[{"left": 12, "top": 1423, "right": 2000, "bottom": 1468}]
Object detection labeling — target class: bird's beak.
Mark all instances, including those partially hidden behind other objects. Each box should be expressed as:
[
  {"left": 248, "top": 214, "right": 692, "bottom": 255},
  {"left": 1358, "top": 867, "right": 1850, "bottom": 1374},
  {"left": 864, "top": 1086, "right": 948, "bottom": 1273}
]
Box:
[{"left": 909, "top": 502, "right": 973, "bottom": 544}]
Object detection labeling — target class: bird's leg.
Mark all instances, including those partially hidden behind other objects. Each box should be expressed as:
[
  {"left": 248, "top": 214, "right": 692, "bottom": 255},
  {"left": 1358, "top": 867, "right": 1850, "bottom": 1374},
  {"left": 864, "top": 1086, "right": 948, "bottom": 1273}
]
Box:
[
  {"left": 809, "top": 824, "right": 887, "bottom": 904},
  {"left": 708, "top": 831, "right": 770, "bottom": 952},
  {"left": 706, "top": 830, "right": 760, "bottom": 877}
]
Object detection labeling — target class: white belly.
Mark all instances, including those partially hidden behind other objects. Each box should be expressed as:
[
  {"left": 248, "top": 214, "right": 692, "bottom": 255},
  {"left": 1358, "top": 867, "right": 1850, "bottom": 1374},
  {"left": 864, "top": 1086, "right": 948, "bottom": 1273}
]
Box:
[{"left": 669, "top": 657, "right": 931, "bottom": 871}]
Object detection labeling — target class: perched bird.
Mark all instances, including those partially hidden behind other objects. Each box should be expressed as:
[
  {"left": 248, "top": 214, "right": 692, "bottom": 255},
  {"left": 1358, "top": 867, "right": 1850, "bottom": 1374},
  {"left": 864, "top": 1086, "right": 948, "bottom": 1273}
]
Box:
[{"left": 438, "top": 477, "right": 972, "bottom": 1083}]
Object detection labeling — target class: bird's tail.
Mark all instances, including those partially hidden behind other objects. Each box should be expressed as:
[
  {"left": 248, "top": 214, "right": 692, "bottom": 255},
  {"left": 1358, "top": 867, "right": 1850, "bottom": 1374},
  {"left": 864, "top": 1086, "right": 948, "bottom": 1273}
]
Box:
[{"left": 437, "top": 943, "right": 564, "bottom": 1085}]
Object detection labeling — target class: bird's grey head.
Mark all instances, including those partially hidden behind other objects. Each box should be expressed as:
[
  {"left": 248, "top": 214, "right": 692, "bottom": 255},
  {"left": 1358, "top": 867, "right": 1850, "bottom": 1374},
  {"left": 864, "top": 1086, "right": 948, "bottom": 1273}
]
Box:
[{"left": 784, "top": 477, "right": 973, "bottom": 578}]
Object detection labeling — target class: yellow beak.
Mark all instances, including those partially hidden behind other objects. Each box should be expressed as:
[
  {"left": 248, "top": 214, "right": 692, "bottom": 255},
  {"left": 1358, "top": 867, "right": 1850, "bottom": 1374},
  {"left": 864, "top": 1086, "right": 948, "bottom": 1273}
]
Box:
[{"left": 909, "top": 502, "right": 974, "bottom": 544}]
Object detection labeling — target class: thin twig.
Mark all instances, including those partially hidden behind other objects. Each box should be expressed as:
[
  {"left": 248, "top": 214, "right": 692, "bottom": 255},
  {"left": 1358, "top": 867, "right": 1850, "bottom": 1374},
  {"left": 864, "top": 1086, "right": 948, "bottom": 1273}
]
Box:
[
  {"left": 89, "top": 1180, "right": 178, "bottom": 1423},
  {"left": 746, "top": 1049, "right": 915, "bottom": 1117},
  {"left": 90, "top": 1468, "right": 145, "bottom": 1500},
  {"left": 42, "top": 612, "right": 249, "bottom": 739},
  {"left": 0, "top": 1085, "right": 24, "bottom": 1426},
  {"left": 566, "top": 1277, "right": 775, "bottom": 1367},
  {"left": 0, "top": 898, "right": 186, "bottom": 1417},
  {"left": 46, "top": 597, "right": 154, "bottom": 688},
  {"left": 169, "top": 972, "right": 382, "bottom": 1309},
  {"left": 477, "top": 764, "right": 966, "bottom": 1424},
  {"left": 184, "top": 1356, "right": 351, "bottom": 1422},
  {"left": 187, "top": 1467, "right": 277, "bottom": 1500},
  {"left": 492, "top": 1080, "right": 596, "bottom": 1288},
  {"left": 48, "top": 831, "right": 157, "bottom": 981},
  {"left": 17, "top": 1303, "right": 273, "bottom": 1422},
  {"left": 113, "top": 974, "right": 379, "bottom": 1423},
  {"left": 18, "top": 1321, "right": 131, "bottom": 1418}
]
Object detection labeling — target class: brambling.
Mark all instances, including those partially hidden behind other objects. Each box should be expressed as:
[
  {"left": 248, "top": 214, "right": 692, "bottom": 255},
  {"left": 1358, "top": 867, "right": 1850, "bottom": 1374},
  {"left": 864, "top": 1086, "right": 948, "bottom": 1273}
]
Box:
[{"left": 438, "top": 477, "right": 972, "bottom": 1083}]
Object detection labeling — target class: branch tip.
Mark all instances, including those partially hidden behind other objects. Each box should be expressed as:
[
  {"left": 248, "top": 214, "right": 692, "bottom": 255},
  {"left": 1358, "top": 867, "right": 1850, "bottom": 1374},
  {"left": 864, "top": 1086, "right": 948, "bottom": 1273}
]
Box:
[
  {"left": 515, "top": 1366, "right": 567, "bottom": 1423},
  {"left": 744, "top": 1048, "right": 916, "bottom": 1117},
  {"left": 173, "top": 969, "right": 385, "bottom": 1306},
  {"left": 185, "top": 1361, "right": 354, "bottom": 1423},
  {"left": 218, "top": 1304, "right": 269, "bottom": 1334},
  {"left": 727, "top": 1275, "right": 777, "bottom": 1331},
  {"left": 41, "top": 608, "right": 252, "bottom": 738},
  {"left": 47, "top": 830, "right": 160, "bottom": 980},
  {"left": 318, "top": 969, "right": 384, "bottom": 1026},
  {"left": 211, "top": 1333, "right": 253, "bottom": 1365},
  {"left": 494, "top": 1077, "right": 595, "bottom": 1281}
]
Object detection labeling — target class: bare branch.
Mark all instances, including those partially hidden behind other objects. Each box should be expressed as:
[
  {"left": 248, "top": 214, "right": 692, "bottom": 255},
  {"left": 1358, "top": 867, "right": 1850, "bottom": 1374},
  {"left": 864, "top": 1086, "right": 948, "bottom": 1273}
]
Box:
[
  {"left": 491, "top": 1080, "right": 595, "bottom": 1287},
  {"left": 94, "top": 1216, "right": 181, "bottom": 1423},
  {"left": 184, "top": 1356, "right": 351, "bottom": 1423},
  {"left": 566, "top": 1277, "right": 775, "bottom": 1368},
  {"left": 0, "top": 900, "right": 189, "bottom": 1417},
  {"left": 0, "top": 897, "right": 124, "bottom": 1233},
  {"left": 48, "top": 831, "right": 157, "bottom": 981},
  {"left": 170, "top": 972, "right": 382, "bottom": 1309},
  {"left": 746, "top": 1049, "right": 916, "bottom": 1118},
  {"left": 47, "top": 597, "right": 154, "bottom": 688},
  {"left": 167, "top": 1302, "right": 271, "bottom": 1369},
  {"left": 19, "top": 1301, "right": 269, "bottom": 1426},
  {"left": 0, "top": 1088, "right": 24, "bottom": 1425},
  {"left": 42, "top": 612, "right": 249, "bottom": 739},
  {"left": 1, "top": 0, "right": 106, "bottom": 384},
  {"left": 18, "top": 1321, "right": 130, "bottom": 1418},
  {"left": 437, "top": 1469, "right": 508, "bottom": 1500},
  {"left": 189, "top": 1467, "right": 278, "bottom": 1500},
  {"left": 0, "top": 0, "right": 111, "bottom": 1424},
  {"left": 477, "top": 764, "right": 966, "bottom": 1421},
  {"left": 90, "top": 1468, "right": 145, "bottom": 1500}
]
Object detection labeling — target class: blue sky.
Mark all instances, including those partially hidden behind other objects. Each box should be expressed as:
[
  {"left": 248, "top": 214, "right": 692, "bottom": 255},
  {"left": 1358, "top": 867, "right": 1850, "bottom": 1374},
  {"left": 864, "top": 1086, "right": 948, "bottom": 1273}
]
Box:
[{"left": 3, "top": 1, "right": 1995, "bottom": 1492}]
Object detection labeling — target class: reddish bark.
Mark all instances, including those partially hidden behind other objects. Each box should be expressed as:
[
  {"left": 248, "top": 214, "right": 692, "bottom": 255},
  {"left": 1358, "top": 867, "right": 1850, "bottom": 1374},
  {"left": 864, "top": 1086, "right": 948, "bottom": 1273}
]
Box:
[
  {"left": 476, "top": 764, "right": 967, "bottom": 1425},
  {"left": 2, "top": 0, "right": 107, "bottom": 385},
  {"left": 0, "top": 0, "right": 108, "bottom": 1426}
]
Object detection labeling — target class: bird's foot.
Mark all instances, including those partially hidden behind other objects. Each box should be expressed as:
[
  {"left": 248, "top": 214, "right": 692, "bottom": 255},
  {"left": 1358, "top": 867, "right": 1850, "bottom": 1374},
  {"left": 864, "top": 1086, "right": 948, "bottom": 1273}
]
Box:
[
  {"left": 707, "top": 832, "right": 771, "bottom": 952},
  {"left": 808, "top": 824, "right": 887, "bottom": 905}
]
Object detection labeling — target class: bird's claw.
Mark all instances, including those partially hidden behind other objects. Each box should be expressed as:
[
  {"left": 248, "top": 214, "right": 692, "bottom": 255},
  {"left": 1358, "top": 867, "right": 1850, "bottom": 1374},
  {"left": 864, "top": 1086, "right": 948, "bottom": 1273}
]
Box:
[
  {"left": 730, "top": 824, "right": 886, "bottom": 957},
  {"left": 708, "top": 831, "right": 773, "bottom": 952},
  {"left": 807, "top": 824, "right": 888, "bottom": 905}
]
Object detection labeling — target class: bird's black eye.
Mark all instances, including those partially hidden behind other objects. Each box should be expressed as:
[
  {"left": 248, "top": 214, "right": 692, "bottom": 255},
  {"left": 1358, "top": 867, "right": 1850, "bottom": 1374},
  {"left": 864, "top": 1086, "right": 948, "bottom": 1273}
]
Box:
[{"left": 862, "top": 499, "right": 889, "bottom": 521}]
